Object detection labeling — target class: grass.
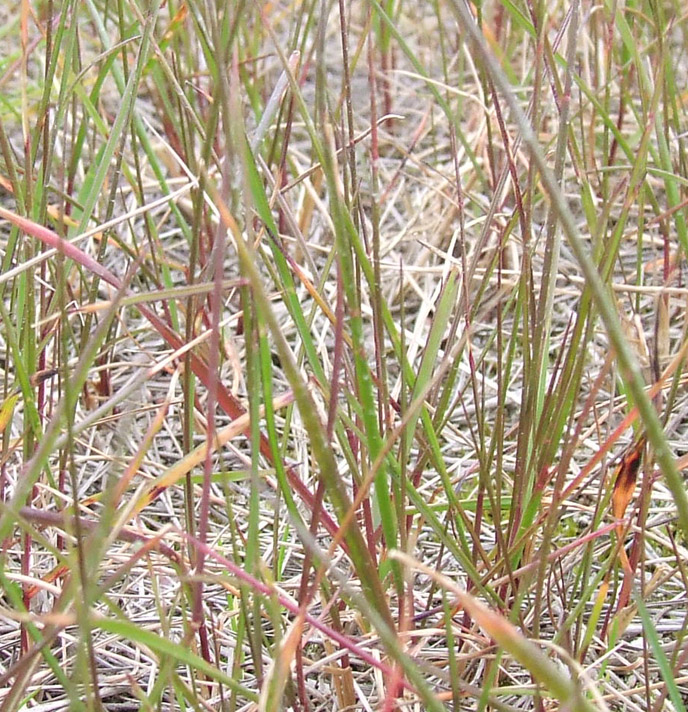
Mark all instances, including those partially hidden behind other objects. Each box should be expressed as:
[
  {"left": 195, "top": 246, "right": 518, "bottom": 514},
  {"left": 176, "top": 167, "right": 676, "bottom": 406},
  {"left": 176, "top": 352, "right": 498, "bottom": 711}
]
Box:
[{"left": 1, "top": 0, "right": 688, "bottom": 709}]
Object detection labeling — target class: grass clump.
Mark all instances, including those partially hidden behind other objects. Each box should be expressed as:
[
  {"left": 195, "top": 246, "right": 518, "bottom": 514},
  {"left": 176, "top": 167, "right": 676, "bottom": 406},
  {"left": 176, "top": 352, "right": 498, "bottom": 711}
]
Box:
[{"left": 1, "top": 1, "right": 688, "bottom": 710}]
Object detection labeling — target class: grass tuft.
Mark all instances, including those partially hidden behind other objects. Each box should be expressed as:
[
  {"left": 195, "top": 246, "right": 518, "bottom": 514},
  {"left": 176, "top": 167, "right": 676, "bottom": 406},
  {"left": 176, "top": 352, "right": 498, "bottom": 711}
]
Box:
[{"left": 1, "top": 1, "right": 688, "bottom": 709}]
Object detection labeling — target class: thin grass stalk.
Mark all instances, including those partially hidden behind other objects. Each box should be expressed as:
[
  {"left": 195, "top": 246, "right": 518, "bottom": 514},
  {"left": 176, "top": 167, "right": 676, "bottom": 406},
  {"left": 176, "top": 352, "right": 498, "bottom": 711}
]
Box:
[
  {"left": 529, "top": 3, "right": 580, "bottom": 643},
  {"left": 367, "top": 11, "right": 397, "bottom": 575}
]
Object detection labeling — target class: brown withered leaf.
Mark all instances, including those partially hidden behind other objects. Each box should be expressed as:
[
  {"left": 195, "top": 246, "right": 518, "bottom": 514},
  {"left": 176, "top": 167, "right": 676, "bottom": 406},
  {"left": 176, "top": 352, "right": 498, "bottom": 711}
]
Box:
[{"left": 611, "top": 437, "right": 645, "bottom": 520}]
